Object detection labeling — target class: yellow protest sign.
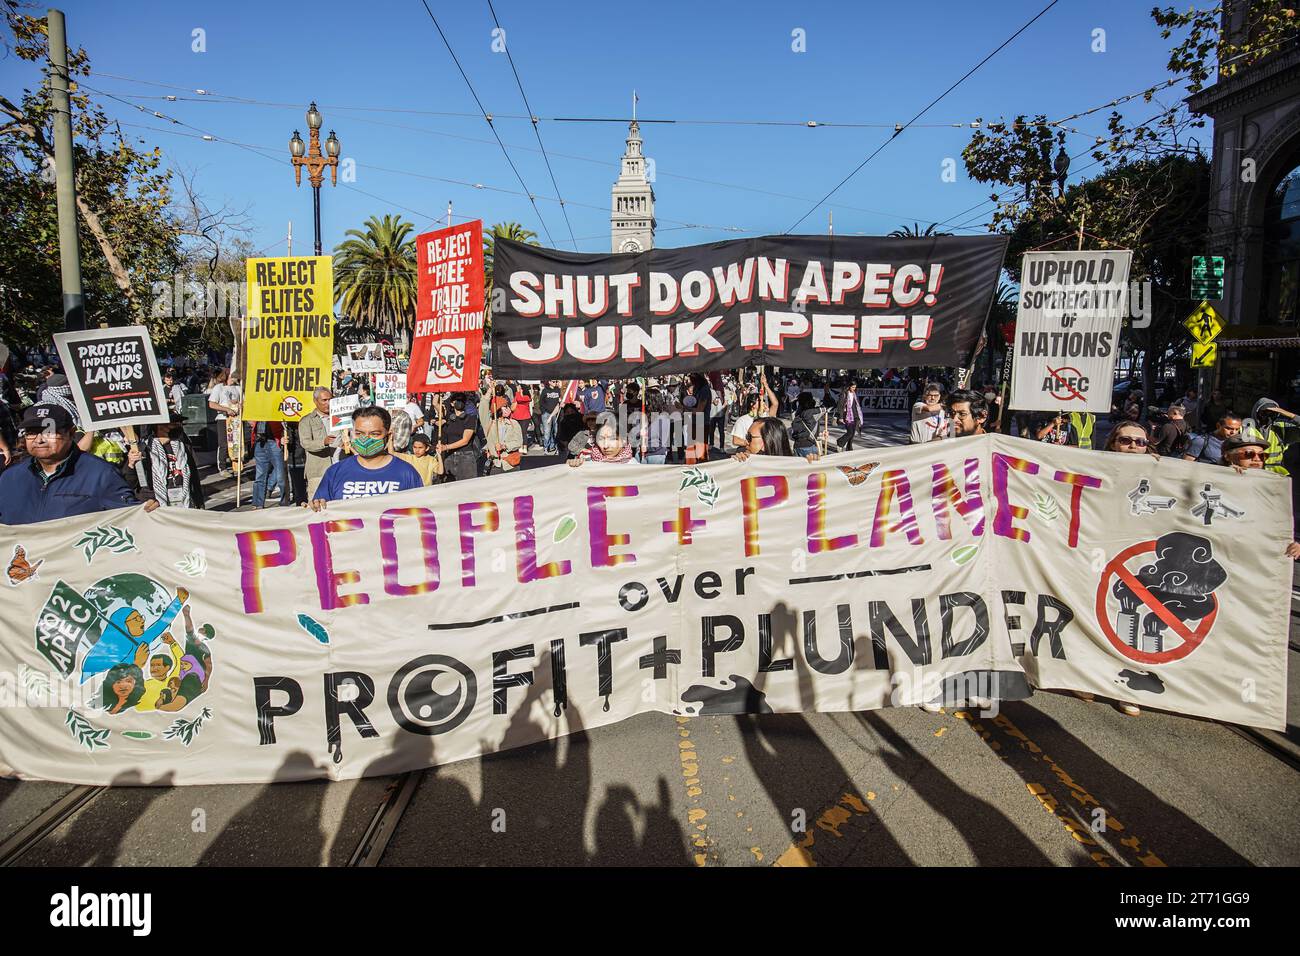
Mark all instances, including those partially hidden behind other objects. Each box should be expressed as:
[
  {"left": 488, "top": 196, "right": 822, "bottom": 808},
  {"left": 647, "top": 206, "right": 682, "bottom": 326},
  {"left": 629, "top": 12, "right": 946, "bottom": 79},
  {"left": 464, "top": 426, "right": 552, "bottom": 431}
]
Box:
[
  {"left": 243, "top": 255, "right": 333, "bottom": 420},
  {"left": 1190, "top": 341, "right": 1217, "bottom": 368}
]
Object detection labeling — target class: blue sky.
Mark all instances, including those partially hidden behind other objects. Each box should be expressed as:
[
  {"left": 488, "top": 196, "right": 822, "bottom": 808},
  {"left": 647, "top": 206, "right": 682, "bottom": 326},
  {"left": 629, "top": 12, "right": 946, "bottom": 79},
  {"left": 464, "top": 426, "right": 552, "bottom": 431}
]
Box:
[{"left": 3, "top": 0, "right": 1195, "bottom": 255}]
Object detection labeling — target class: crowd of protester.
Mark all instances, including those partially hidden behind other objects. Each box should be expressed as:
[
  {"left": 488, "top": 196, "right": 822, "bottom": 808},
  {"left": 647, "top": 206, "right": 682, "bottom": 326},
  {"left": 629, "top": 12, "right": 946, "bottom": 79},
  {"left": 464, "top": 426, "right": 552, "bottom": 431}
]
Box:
[{"left": 2, "top": 354, "right": 1296, "bottom": 542}]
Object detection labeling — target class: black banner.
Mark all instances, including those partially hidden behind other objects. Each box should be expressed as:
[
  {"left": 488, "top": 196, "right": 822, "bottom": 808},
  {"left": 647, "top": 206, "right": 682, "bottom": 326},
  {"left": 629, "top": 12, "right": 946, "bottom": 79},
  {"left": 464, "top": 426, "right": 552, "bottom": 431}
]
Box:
[{"left": 490, "top": 234, "right": 1008, "bottom": 377}]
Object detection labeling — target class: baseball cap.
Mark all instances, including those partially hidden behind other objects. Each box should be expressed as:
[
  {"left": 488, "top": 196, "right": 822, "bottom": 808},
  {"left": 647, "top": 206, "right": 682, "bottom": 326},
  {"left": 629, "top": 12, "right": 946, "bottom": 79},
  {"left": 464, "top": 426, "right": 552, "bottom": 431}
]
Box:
[
  {"left": 21, "top": 403, "right": 74, "bottom": 432},
  {"left": 1221, "top": 433, "right": 1267, "bottom": 456}
]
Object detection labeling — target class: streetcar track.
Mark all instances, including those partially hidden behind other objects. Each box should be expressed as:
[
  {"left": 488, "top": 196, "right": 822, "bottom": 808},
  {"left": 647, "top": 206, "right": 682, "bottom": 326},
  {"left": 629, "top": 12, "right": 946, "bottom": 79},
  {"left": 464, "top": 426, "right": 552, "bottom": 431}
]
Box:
[
  {"left": 0, "top": 785, "right": 105, "bottom": 867},
  {"left": 346, "top": 771, "right": 421, "bottom": 867},
  {"left": 1224, "top": 725, "right": 1300, "bottom": 775}
]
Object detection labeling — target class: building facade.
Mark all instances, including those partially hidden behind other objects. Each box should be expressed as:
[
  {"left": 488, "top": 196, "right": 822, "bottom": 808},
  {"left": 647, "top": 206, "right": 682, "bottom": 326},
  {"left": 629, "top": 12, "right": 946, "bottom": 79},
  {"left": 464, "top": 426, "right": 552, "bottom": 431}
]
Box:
[
  {"left": 610, "top": 119, "right": 656, "bottom": 254},
  {"left": 1188, "top": 2, "right": 1300, "bottom": 410}
]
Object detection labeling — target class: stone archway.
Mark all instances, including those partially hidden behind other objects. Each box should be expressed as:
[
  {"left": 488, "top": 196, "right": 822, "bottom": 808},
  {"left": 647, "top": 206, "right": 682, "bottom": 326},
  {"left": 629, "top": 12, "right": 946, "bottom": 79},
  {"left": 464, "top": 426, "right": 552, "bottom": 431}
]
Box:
[{"left": 1234, "top": 104, "right": 1300, "bottom": 324}]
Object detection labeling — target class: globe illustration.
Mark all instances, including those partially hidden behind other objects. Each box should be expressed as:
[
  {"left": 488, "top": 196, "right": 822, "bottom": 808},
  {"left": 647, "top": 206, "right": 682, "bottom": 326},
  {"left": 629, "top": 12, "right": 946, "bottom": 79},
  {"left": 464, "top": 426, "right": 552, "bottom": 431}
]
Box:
[{"left": 82, "top": 573, "right": 173, "bottom": 631}]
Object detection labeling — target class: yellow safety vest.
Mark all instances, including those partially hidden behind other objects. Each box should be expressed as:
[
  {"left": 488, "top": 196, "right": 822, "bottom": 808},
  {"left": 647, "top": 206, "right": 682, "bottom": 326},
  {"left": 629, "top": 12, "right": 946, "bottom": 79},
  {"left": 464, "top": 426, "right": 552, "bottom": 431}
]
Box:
[
  {"left": 1265, "top": 425, "right": 1289, "bottom": 476},
  {"left": 1069, "top": 412, "right": 1095, "bottom": 450}
]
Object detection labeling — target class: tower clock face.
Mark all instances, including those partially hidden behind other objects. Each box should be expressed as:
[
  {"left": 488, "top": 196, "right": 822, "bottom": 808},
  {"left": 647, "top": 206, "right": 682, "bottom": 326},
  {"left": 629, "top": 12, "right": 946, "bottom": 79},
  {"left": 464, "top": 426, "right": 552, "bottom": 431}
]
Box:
[{"left": 620, "top": 239, "right": 643, "bottom": 254}]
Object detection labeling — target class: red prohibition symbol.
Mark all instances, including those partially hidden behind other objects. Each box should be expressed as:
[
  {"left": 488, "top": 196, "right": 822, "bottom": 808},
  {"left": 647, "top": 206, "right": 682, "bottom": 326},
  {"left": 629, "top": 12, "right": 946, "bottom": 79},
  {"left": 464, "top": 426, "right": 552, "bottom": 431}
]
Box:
[{"left": 1094, "top": 539, "right": 1219, "bottom": 665}]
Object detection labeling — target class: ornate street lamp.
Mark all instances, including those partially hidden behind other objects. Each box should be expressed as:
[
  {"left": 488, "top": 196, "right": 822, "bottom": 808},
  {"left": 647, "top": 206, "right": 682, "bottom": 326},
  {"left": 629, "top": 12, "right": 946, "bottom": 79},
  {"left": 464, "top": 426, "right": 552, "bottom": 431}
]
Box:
[{"left": 289, "top": 102, "right": 340, "bottom": 255}]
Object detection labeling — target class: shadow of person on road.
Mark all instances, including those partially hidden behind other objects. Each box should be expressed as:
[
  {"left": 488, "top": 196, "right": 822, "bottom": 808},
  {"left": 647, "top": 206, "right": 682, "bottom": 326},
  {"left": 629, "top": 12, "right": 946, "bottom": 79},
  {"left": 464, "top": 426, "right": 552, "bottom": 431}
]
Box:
[
  {"left": 330, "top": 732, "right": 442, "bottom": 866},
  {"left": 990, "top": 700, "right": 1251, "bottom": 866},
  {"left": 29, "top": 768, "right": 176, "bottom": 866},
  {"left": 196, "top": 751, "right": 325, "bottom": 866},
  {"left": 469, "top": 646, "right": 593, "bottom": 865},
  {"left": 741, "top": 609, "right": 914, "bottom": 866},
  {"left": 857, "top": 710, "right": 1053, "bottom": 865},
  {"left": 591, "top": 777, "right": 691, "bottom": 866}
]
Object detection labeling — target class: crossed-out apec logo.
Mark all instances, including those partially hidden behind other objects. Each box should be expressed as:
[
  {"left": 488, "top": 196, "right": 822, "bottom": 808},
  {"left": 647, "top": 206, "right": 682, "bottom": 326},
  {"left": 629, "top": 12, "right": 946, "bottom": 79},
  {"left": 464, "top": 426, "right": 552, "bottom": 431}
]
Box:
[{"left": 427, "top": 338, "right": 467, "bottom": 384}]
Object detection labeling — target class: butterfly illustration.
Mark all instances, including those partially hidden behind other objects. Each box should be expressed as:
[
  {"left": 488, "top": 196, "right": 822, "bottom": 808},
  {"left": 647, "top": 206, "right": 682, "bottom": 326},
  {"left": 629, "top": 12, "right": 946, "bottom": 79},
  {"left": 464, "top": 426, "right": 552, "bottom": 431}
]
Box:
[
  {"left": 7, "top": 545, "right": 43, "bottom": 585},
  {"left": 837, "top": 462, "right": 880, "bottom": 487}
]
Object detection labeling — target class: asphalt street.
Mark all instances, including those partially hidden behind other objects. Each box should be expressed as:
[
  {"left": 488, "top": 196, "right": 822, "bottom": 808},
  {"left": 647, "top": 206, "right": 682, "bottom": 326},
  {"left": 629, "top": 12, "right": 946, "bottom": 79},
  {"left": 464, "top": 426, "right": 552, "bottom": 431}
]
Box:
[{"left": 3, "top": 414, "right": 1297, "bottom": 867}]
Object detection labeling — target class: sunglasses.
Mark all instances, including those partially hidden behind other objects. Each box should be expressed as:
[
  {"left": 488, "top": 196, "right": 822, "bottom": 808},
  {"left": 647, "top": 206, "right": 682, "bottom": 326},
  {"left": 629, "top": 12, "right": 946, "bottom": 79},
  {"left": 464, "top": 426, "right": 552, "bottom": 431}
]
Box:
[
  {"left": 1115, "top": 436, "right": 1148, "bottom": 448},
  {"left": 1233, "top": 450, "right": 1267, "bottom": 462}
]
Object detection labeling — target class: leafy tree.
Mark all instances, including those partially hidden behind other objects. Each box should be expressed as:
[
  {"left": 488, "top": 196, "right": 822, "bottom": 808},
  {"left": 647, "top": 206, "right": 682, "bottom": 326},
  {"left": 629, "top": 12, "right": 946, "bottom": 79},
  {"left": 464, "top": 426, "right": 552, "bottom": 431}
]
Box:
[
  {"left": 332, "top": 213, "right": 417, "bottom": 343},
  {"left": 1153, "top": 1, "right": 1300, "bottom": 94},
  {"left": 959, "top": 1, "right": 1227, "bottom": 409},
  {"left": 0, "top": 9, "right": 183, "bottom": 351}
]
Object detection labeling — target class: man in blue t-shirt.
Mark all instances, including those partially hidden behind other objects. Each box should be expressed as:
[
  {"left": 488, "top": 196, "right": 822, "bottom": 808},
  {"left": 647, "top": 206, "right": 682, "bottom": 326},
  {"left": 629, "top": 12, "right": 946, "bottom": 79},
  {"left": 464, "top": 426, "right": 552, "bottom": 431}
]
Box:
[{"left": 310, "top": 406, "right": 422, "bottom": 509}]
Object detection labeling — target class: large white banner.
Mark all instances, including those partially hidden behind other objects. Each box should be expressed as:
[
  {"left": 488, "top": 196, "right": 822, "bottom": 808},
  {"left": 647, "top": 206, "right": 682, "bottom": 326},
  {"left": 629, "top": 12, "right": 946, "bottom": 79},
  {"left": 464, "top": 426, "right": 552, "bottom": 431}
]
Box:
[
  {"left": 0, "top": 436, "right": 1289, "bottom": 785},
  {"left": 1010, "top": 250, "right": 1132, "bottom": 413}
]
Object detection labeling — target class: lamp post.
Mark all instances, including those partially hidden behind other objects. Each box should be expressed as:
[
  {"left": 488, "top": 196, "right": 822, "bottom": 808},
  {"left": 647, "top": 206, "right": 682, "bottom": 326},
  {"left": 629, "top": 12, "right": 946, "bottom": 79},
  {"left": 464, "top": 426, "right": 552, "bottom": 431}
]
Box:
[{"left": 289, "top": 102, "right": 340, "bottom": 256}]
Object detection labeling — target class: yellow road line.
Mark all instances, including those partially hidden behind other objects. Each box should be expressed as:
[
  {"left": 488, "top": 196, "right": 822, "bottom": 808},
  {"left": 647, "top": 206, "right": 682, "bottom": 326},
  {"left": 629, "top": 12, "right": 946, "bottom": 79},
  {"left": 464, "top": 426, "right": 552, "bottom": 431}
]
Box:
[
  {"left": 953, "top": 708, "right": 1165, "bottom": 867},
  {"left": 772, "top": 791, "right": 875, "bottom": 867},
  {"left": 674, "top": 716, "right": 719, "bottom": 866}
]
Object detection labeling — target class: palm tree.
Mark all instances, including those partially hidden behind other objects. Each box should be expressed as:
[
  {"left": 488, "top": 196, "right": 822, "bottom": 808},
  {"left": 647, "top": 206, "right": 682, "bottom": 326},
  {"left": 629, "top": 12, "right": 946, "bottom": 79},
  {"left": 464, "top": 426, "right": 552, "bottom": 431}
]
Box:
[
  {"left": 483, "top": 221, "right": 540, "bottom": 338},
  {"left": 333, "top": 214, "right": 418, "bottom": 342},
  {"left": 483, "top": 221, "right": 539, "bottom": 290},
  {"left": 888, "top": 222, "right": 953, "bottom": 238}
]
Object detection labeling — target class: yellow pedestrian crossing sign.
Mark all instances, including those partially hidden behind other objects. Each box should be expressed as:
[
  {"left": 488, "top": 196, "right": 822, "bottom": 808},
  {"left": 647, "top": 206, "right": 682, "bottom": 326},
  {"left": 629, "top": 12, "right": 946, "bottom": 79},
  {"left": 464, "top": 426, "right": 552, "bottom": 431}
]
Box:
[
  {"left": 1190, "top": 341, "right": 1217, "bottom": 368},
  {"left": 1183, "top": 301, "right": 1223, "bottom": 345}
]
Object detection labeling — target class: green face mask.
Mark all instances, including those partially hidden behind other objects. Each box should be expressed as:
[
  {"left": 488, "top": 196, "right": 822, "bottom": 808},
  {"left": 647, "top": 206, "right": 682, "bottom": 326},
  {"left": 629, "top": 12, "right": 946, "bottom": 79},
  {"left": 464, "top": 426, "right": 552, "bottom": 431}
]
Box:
[{"left": 351, "top": 435, "right": 386, "bottom": 457}]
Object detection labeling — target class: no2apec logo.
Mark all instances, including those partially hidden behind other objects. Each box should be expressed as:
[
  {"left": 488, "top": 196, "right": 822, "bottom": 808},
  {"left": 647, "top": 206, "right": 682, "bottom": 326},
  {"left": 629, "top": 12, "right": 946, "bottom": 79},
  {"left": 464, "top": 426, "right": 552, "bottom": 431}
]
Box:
[{"left": 425, "top": 337, "right": 468, "bottom": 385}]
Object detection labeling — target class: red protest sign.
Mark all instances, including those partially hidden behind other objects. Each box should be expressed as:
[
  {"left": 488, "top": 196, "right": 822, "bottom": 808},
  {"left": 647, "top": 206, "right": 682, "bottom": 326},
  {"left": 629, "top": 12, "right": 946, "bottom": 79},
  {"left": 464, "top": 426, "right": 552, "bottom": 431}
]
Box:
[{"left": 409, "top": 220, "right": 485, "bottom": 393}]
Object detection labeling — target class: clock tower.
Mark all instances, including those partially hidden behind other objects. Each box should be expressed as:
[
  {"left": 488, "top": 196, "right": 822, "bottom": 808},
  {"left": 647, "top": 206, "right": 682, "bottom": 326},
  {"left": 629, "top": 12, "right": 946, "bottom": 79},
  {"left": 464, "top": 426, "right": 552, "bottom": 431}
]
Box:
[{"left": 611, "top": 113, "right": 655, "bottom": 254}]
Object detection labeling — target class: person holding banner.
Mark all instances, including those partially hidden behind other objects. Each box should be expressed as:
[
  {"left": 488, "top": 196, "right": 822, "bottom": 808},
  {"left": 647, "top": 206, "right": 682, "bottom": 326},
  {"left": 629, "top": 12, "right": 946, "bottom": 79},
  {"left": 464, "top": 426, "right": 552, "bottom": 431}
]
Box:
[
  {"left": 946, "top": 390, "right": 989, "bottom": 437},
  {"left": 310, "top": 406, "right": 422, "bottom": 508},
  {"left": 733, "top": 418, "right": 819, "bottom": 462},
  {"left": 0, "top": 404, "right": 141, "bottom": 525},
  {"left": 568, "top": 414, "right": 636, "bottom": 466}
]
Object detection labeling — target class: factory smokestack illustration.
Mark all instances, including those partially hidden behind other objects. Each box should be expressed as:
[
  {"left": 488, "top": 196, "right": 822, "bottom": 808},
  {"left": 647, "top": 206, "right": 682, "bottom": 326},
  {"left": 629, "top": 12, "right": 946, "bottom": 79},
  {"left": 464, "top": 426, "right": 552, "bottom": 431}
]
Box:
[{"left": 1111, "top": 532, "right": 1226, "bottom": 654}]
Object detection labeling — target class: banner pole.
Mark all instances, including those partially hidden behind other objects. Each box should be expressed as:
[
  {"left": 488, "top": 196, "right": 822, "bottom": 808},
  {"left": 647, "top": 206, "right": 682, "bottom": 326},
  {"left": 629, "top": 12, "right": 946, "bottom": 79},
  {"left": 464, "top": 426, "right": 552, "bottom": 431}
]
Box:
[
  {"left": 435, "top": 393, "right": 445, "bottom": 477},
  {"left": 640, "top": 378, "right": 647, "bottom": 459},
  {"left": 122, "top": 425, "right": 145, "bottom": 490},
  {"left": 235, "top": 319, "right": 247, "bottom": 508}
]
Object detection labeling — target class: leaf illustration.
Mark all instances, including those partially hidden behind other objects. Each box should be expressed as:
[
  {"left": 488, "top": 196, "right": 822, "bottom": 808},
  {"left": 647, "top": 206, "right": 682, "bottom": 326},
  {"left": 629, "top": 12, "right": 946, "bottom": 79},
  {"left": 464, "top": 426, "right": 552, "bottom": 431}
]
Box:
[
  {"left": 65, "top": 709, "right": 110, "bottom": 751},
  {"left": 175, "top": 549, "right": 208, "bottom": 577},
  {"left": 1033, "top": 492, "right": 1061, "bottom": 522},
  {"left": 20, "top": 666, "right": 49, "bottom": 700},
  {"left": 296, "top": 613, "right": 330, "bottom": 645},
  {"left": 950, "top": 544, "right": 980, "bottom": 566},
  {"left": 122, "top": 731, "right": 153, "bottom": 740},
  {"left": 678, "top": 467, "right": 720, "bottom": 508},
  {"left": 554, "top": 514, "right": 578, "bottom": 544},
  {"left": 163, "top": 707, "right": 211, "bottom": 747},
  {"left": 75, "top": 525, "right": 138, "bottom": 562}
]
